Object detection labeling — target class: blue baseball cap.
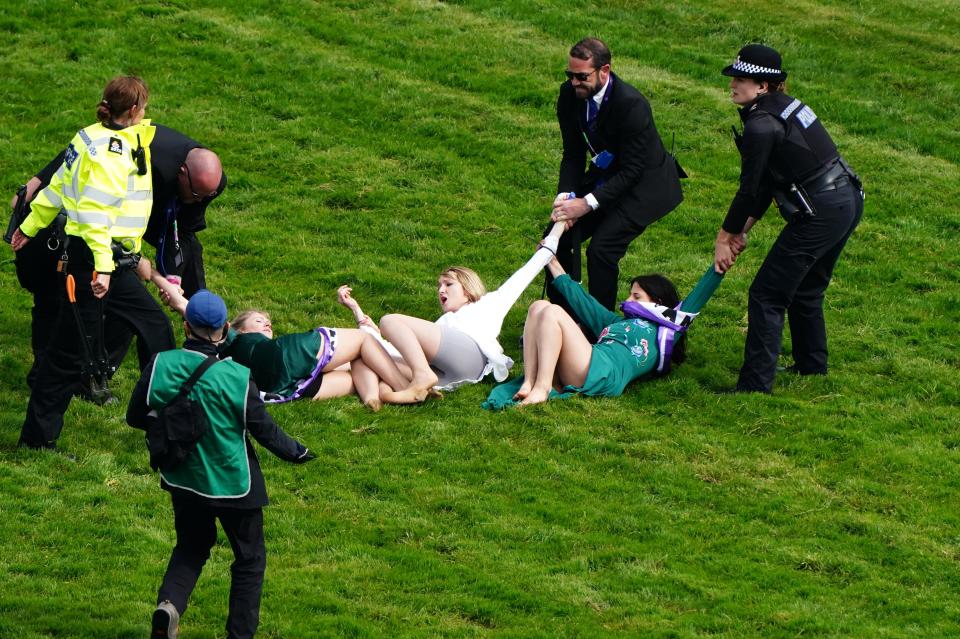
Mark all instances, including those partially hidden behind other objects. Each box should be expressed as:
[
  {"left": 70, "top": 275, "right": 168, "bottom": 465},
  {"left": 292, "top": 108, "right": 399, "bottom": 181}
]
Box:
[{"left": 185, "top": 289, "right": 228, "bottom": 329}]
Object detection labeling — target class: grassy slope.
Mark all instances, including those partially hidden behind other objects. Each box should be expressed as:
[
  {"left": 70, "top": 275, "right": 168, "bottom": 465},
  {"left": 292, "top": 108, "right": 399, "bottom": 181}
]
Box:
[{"left": 1, "top": 1, "right": 958, "bottom": 637}]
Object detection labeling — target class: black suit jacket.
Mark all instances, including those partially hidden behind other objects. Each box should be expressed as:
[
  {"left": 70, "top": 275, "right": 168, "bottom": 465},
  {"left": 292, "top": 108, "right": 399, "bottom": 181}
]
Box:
[
  {"left": 142, "top": 124, "right": 225, "bottom": 245},
  {"left": 36, "top": 123, "right": 225, "bottom": 247},
  {"left": 557, "top": 73, "right": 682, "bottom": 225}
]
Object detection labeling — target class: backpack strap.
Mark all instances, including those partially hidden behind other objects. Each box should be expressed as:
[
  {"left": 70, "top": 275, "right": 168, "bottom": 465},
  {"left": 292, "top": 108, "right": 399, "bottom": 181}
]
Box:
[{"left": 176, "top": 355, "right": 219, "bottom": 398}]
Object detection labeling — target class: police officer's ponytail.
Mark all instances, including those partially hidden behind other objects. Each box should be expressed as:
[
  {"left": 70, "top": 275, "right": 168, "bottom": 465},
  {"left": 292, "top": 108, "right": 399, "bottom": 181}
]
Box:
[{"left": 96, "top": 76, "right": 149, "bottom": 124}]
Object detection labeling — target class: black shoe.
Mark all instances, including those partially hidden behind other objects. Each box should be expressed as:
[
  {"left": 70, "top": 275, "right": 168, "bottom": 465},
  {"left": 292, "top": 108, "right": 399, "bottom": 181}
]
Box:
[
  {"left": 715, "top": 385, "right": 771, "bottom": 395},
  {"left": 18, "top": 439, "right": 55, "bottom": 451},
  {"left": 17, "top": 440, "right": 77, "bottom": 462},
  {"left": 777, "top": 364, "right": 826, "bottom": 376},
  {"left": 151, "top": 601, "right": 179, "bottom": 638}
]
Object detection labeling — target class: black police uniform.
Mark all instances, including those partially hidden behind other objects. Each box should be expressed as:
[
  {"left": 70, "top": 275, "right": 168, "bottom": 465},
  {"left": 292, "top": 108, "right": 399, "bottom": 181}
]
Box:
[
  {"left": 18, "top": 238, "right": 175, "bottom": 448},
  {"left": 724, "top": 91, "right": 864, "bottom": 392},
  {"left": 13, "top": 155, "right": 65, "bottom": 388},
  {"left": 14, "top": 124, "right": 225, "bottom": 387}
]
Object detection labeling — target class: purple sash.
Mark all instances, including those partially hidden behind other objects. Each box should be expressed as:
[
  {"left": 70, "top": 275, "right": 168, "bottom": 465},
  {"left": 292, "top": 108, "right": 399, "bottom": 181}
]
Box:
[
  {"left": 263, "top": 327, "right": 336, "bottom": 404},
  {"left": 619, "top": 301, "right": 698, "bottom": 374}
]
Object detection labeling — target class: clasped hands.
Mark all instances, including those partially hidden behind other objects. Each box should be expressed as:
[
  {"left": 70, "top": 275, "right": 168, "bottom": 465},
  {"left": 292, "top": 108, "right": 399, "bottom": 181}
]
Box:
[
  {"left": 713, "top": 229, "right": 749, "bottom": 274},
  {"left": 550, "top": 193, "right": 590, "bottom": 229}
]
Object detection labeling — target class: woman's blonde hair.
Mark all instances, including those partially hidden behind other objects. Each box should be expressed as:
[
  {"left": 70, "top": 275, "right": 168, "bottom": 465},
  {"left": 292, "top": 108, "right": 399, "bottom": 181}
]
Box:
[
  {"left": 232, "top": 309, "right": 270, "bottom": 333},
  {"left": 440, "top": 267, "right": 485, "bottom": 303}
]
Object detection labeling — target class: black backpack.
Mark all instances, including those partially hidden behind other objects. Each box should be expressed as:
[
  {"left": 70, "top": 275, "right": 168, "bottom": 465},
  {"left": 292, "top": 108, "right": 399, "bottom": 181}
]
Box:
[{"left": 147, "top": 355, "right": 219, "bottom": 472}]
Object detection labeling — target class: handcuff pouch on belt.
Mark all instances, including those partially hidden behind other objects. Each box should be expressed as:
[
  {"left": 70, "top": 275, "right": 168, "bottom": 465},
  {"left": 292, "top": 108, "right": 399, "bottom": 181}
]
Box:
[
  {"left": 112, "top": 240, "right": 141, "bottom": 270},
  {"left": 773, "top": 184, "right": 815, "bottom": 223},
  {"left": 769, "top": 159, "right": 816, "bottom": 223}
]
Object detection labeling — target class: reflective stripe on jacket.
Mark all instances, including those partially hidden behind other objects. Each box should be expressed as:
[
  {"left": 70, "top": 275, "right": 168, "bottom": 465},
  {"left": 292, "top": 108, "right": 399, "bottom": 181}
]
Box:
[{"left": 21, "top": 120, "right": 155, "bottom": 272}]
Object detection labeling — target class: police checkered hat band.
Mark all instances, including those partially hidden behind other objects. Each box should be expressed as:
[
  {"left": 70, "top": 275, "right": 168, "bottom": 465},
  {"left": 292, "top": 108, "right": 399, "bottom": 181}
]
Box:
[
  {"left": 730, "top": 59, "right": 781, "bottom": 76},
  {"left": 721, "top": 44, "right": 787, "bottom": 82}
]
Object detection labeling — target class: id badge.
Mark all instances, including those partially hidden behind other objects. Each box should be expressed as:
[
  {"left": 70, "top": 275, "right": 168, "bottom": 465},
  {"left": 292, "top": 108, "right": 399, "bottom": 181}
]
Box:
[
  {"left": 592, "top": 150, "right": 614, "bottom": 170},
  {"left": 171, "top": 246, "right": 184, "bottom": 269}
]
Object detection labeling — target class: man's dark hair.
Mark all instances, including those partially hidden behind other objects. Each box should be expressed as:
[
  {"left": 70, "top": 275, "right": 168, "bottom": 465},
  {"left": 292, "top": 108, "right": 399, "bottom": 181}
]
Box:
[{"left": 570, "top": 38, "right": 611, "bottom": 69}]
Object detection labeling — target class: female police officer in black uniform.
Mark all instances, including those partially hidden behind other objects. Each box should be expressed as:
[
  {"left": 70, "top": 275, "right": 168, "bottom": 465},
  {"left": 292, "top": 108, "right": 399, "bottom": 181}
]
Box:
[{"left": 713, "top": 44, "right": 863, "bottom": 393}]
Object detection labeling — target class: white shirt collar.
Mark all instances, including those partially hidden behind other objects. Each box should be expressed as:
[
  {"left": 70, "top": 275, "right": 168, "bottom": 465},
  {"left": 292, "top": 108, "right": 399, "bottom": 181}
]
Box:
[{"left": 592, "top": 74, "right": 611, "bottom": 107}]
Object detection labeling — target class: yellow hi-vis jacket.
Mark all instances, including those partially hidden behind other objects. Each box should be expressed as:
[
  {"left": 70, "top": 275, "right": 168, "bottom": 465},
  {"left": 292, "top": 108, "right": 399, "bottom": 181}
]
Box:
[{"left": 20, "top": 120, "right": 156, "bottom": 273}]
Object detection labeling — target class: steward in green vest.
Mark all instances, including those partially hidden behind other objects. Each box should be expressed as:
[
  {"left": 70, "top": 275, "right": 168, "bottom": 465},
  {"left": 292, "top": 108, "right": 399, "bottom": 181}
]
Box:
[{"left": 127, "top": 290, "right": 313, "bottom": 639}]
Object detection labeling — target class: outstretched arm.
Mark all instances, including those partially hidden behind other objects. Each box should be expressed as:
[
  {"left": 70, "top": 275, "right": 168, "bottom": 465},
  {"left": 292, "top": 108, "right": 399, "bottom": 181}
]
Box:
[
  {"left": 153, "top": 270, "right": 188, "bottom": 317},
  {"left": 478, "top": 221, "right": 566, "bottom": 320},
  {"left": 337, "top": 284, "right": 378, "bottom": 332}
]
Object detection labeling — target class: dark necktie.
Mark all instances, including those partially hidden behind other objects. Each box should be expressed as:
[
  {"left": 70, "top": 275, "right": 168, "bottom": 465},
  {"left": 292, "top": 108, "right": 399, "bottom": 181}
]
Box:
[{"left": 587, "top": 99, "right": 599, "bottom": 125}]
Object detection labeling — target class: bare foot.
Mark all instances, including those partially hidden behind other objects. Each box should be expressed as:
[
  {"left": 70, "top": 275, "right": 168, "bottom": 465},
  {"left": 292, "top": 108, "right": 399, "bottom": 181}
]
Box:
[
  {"left": 364, "top": 397, "right": 383, "bottom": 412},
  {"left": 381, "top": 386, "right": 430, "bottom": 404},
  {"left": 381, "top": 371, "right": 438, "bottom": 405},
  {"left": 427, "top": 388, "right": 443, "bottom": 399},
  {"left": 518, "top": 387, "right": 551, "bottom": 406},
  {"left": 513, "top": 382, "right": 532, "bottom": 401}
]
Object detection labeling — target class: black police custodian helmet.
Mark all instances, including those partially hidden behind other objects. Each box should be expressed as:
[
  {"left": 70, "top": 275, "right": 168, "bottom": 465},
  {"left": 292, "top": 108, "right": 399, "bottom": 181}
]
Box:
[{"left": 722, "top": 44, "right": 787, "bottom": 83}]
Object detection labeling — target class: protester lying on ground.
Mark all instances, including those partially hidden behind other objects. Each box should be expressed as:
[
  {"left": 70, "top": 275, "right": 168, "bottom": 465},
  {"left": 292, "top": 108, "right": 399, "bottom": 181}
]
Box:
[
  {"left": 153, "top": 275, "right": 408, "bottom": 411},
  {"left": 482, "top": 256, "right": 723, "bottom": 409},
  {"left": 376, "top": 222, "right": 566, "bottom": 404}
]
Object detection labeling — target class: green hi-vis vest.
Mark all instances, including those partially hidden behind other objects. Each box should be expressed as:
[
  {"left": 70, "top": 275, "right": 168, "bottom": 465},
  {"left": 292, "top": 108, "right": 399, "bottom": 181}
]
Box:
[
  {"left": 148, "top": 349, "right": 253, "bottom": 498},
  {"left": 21, "top": 120, "right": 156, "bottom": 273}
]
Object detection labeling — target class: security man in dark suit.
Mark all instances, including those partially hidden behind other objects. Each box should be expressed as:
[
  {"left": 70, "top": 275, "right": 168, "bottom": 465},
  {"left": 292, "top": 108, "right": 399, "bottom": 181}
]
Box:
[
  {"left": 549, "top": 37, "right": 683, "bottom": 317},
  {"left": 713, "top": 44, "right": 863, "bottom": 393},
  {"left": 10, "top": 124, "right": 226, "bottom": 386}
]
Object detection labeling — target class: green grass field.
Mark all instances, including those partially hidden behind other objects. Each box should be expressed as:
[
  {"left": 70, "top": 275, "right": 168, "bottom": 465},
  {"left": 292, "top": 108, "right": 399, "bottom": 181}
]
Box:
[{"left": 1, "top": 1, "right": 959, "bottom": 637}]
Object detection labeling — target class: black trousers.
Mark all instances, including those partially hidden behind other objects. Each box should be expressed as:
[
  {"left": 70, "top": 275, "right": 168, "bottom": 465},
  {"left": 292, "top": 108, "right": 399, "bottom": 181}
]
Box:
[
  {"left": 17, "top": 231, "right": 195, "bottom": 389},
  {"left": 159, "top": 494, "right": 266, "bottom": 639},
  {"left": 736, "top": 179, "right": 864, "bottom": 392},
  {"left": 545, "top": 206, "right": 647, "bottom": 318},
  {"left": 14, "top": 226, "right": 64, "bottom": 389},
  {"left": 95, "top": 231, "right": 208, "bottom": 368},
  {"left": 18, "top": 239, "right": 174, "bottom": 447}
]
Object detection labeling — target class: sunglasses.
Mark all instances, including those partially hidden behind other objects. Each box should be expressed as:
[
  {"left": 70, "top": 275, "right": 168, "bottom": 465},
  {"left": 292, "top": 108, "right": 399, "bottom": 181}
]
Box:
[
  {"left": 182, "top": 164, "right": 219, "bottom": 203},
  {"left": 565, "top": 68, "right": 599, "bottom": 82}
]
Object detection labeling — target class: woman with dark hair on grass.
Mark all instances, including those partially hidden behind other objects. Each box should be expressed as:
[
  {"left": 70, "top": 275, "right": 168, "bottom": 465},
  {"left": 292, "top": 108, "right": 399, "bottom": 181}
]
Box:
[{"left": 482, "top": 256, "right": 723, "bottom": 409}]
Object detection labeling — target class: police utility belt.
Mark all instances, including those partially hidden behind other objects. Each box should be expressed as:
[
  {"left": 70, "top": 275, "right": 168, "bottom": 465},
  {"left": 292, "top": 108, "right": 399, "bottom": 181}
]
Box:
[
  {"left": 773, "top": 157, "right": 861, "bottom": 222},
  {"left": 111, "top": 239, "right": 141, "bottom": 270},
  {"left": 60, "top": 236, "right": 142, "bottom": 271}
]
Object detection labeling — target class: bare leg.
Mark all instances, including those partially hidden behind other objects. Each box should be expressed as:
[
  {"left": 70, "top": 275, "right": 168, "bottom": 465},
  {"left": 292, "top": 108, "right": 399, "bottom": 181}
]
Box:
[
  {"left": 322, "top": 328, "right": 367, "bottom": 370},
  {"left": 515, "top": 301, "right": 552, "bottom": 400},
  {"left": 310, "top": 370, "right": 355, "bottom": 401},
  {"left": 359, "top": 333, "right": 410, "bottom": 391},
  {"left": 378, "top": 314, "right": 442, "bottom": 403},
  {"left": 520, "top": 304, "right": 592, "bottom": 405},
  {"left": 351, "top": 360, "right": 382, "bottom": 411}
]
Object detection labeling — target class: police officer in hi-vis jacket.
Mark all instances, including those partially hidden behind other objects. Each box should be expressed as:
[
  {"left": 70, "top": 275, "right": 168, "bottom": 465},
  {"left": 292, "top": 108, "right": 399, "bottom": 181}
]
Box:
[{"left": 11, "top": 76, "right": 174, "bottom": 450}]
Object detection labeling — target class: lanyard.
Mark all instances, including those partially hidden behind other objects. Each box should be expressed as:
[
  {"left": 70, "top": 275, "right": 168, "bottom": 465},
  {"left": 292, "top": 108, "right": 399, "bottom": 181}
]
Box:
[{"left": 581, "top": 130, "right": 598, "bottom": 157}]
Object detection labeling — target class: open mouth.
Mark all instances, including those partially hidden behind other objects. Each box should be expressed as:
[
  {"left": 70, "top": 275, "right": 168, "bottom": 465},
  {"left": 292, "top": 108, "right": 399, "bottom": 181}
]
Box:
[{"left": 439, "top": 294, "right": 448, "bottom": 305}]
